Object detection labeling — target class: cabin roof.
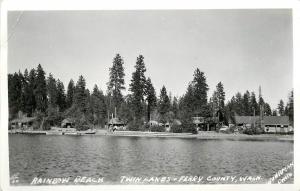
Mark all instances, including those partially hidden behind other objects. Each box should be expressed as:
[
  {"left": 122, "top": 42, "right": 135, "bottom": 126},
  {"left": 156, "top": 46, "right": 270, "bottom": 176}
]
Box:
[
  {"left": 234, "top": 116, "right": 259, "bottom": 124},
  {"left": 61, "top": 118, "right": 76, "bottom": 126},
  {"left": 234, "top": 116, "right": 289, "bottom": 125},
  {"left": 10, "top": 117, "right": 36, "bottom": 123},
  {"left": 108, "top": 118, "right": 125, "bottom": 125},
  {"left": 263, "top": 116, "right": 289, "bottom": 125}
]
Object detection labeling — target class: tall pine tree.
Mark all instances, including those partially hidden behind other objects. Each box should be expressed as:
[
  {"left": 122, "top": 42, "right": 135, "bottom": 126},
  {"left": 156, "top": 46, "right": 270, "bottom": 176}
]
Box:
[
  {"left": 74, "top": 75, "right": 88, "bottom": 114},
  {"left": 277, "top": 99, "right": 285, "bottom": 116},
  {"left": 66, "top": 79, "right": 75, "bottom": 108},
  {"left": 129, "top": 55, "right": 147, "bottom": 120},
  {"left": 145, "top": 77, "right": 157, "bottom": 121},
  {"left": 107, "top": 54, "right": 125, "bottom": 111},
  {"left": 288, "top": 90, "right": 294, "bottom": 125},
  {"left": 46, "top": 73, "right": 58, "bottom": 108},
  {"left": 35, "top": 64, "right": 47, "bottom": 112},
  {"left": 56, "top": 79, "right": 67, "bottom": 111},
  {"left": 158, "top": 85, "right": 171, "bottom": 122},
  {"left": 242, "top": 91, "right": 251, "bottom": 115},
  {"left": 91, "top": 85, "right": 107, "bottom": 126},
  {"left": 191, "top": 68, "right": 209, "bottom": 114},
  {"left": 250, "top": 92, "right": 258, "bottom": 116}
]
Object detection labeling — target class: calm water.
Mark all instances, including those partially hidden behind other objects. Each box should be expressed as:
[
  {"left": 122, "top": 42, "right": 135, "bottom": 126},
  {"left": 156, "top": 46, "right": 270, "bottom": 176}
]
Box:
[{"left": 9, "top": 134, "right": 293, "bottom": 185}]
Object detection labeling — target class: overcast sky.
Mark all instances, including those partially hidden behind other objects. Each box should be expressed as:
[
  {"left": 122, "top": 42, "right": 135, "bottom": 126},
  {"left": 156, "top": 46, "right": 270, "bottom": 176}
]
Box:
[{"left": 7, "top": 10, "right": 293, "bottom": 109}]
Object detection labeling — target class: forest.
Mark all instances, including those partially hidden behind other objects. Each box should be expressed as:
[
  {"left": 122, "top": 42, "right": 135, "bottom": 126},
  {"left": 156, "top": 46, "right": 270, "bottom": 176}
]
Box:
[{"left": 8, "top": 54, "right": 294, "bottom": 132}]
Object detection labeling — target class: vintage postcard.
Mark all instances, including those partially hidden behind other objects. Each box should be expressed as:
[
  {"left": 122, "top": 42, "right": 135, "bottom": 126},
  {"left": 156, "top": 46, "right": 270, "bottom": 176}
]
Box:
[{"left": 0, "top": 0, "right": 299, "bottom": 191}]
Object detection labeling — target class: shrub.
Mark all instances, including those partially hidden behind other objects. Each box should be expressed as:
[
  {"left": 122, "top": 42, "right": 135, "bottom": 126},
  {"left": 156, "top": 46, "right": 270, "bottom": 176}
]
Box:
[
  {"left": 74, "top": 115, "right": 90, "bottom": 131},
  {"left": 182, "top": 121, "right": 198, "bottom": 134},
  {"left": 150, "top": 125, "right": 165, "bottom": 132},
  {"left": 243, "top": 127, "right": 263, "bottom": 135},
  {"left": 127, "top": 119, "right": 143, "bottom": 131},
  {"left": 171, "top": 124, "right": 183, "bottom": 133}
]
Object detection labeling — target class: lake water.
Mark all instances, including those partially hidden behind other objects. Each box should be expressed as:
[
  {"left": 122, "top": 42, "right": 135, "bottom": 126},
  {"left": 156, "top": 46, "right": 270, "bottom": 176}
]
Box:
[{"left": 9, "top": 134, "right": 293, "bottom": 185}]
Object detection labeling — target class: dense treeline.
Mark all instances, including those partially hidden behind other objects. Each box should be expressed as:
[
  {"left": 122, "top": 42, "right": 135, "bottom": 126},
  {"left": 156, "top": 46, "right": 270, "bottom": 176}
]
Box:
[{"left": 8, "top": 54, "right": 294, "bottom": 131}]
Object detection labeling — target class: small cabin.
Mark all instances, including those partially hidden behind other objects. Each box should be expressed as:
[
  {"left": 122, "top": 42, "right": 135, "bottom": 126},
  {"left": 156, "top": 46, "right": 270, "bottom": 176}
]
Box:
[
  {"left": 108, "top": 118, "right": 126, "bottom": 130},
  {"left": 61, "top": 118, "right": 76, "bottom": 128},
  {"left": 148, "top": 120, "right": 159, "bottom": 127},
  {"left": 10, "top": 117, "right": 37, "bottom": 129},
  {"left": 234, "top": 116, "right": 260, "bottom": 129},
  {"left": 263, "top": 116, "right": 289, "bottom": 134}
]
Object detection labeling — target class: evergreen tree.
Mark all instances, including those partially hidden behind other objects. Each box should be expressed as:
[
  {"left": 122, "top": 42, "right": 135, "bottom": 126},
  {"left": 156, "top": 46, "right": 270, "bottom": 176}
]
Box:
[
  {"left": 25, "top": 69, "right": 37, "bottom": 116},
  {"left": 191, "top": 68, "right": 209, "bottom": 114},
  {"left": 91, "top": 85, "right": 107, "bottom": 126},
  {"left": 210, "top": 91, "right": 218, "bottom": 116},
  {"left": 46, "top": 73, "right": 58, "bottom": 108},
  {"left": 129, "top": 55, "right": 147, "bottom": 120},
  {"left": 210, "top": 82, "right": 225, "bottom": 117},
  {"left": 145, "top": 77, "right": 157, "bottom": 121},
  {"left": 20, "top": 69, "right": 29, "bottom": 113},
  {"left": 119, "top": 95, "right": 135, "bottom": 123},
  {"left": 158, "top": 85, "right": 171, "bottom": 122},
  {"left": 258, "top": 96, "right": 265, "bottom": 115},
  {"left": 35, "top": 64, "right": 47, "bottom": 112},
  {"left": 215, "top": 82, "right": 225, "bottom": 110},
  {"left": 224, "top": 96, "right": 237, "bottom": 123},
  {"left": 74, "top": 75, "right": 88, "bottom": 113},
  {"left": 264, "top": 103, "right": 272, "bottom": 116},
  {"left": 234, "top": 92, "right": 243, "bottom": 115},
  {"left": 180, "top": 84, "right": 195, "bottom": 120},
  {"left": 171, "top": 96, "right": 179, "bottom": 119},
  {"left": 107, "top": 54, "right": 126, "bottom": 110},
  {"left": 272, "top": 110, "right": 278, "bottom": 116},
  {"left": 66, "top": 79, "right": 75, "bottom": 108},
  {"left": 8, "top": 72, "right": 23, "bottom": 118},
  {"left": 250, "top": 92, "right": 258, "bottom": 116},
  {"left": 287, "top": 90, "right": 294, "bottom": 125},
  {"left": 56, "top": 79, "right": 67, "bottom": 111},
  {"left": 277, "top": 99, "right": 285, "bottom": 116},
  {"left": 242, "top": 91, "right": 251, "bottom": 115}
]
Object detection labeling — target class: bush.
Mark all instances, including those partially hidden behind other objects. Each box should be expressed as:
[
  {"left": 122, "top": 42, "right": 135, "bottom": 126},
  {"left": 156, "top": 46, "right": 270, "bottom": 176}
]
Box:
[
  {"left": 74, "top": 114, "right": 91, "bottom": 131},
  {"left": 127, "top": 119, "right": 143, "bottom": 131},
  {"left": 182, "top": 121, "right": 198, "bottom": 134},
  {"left": 171, "top": 124, "right": 183, "bottom": 133},
  {"left": 150, "top": 125, "right": 165, "bottom": 132},
  {"left": 243, "top": 127, "right": 263, "bottom": 135}
]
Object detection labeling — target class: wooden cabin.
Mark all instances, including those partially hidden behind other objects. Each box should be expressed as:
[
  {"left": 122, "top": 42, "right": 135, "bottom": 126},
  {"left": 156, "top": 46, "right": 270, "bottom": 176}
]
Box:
[
  {"left": 234, "top": 116, "right": 260, "bottom": 129},
  {"left": 108, "top": 118, "right": 126, "bottom": 130},
  {"left": 10, "top": 117, "right": 37, "bottom": 130},
  {"left": 61, "top": 118, "right": 76, "bottom": 128},
  {"left": 234, "top": 115, "right": 291, "bottom": 134},
  {"left": 263, "top": 116, "right": 289, "bottom": 133}
]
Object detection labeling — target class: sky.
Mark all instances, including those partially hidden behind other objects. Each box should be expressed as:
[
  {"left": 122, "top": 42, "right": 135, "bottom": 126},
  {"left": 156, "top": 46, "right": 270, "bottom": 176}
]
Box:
[{"left": 7, "top": 10, "right": 293, "bottom": 110}]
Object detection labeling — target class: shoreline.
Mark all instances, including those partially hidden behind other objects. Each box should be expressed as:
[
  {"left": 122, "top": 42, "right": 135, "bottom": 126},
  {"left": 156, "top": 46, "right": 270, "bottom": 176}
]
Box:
[
  {"left": 9, "top": 129, "right": 294, "bottom": 141},
  {"left": 95, "top": 130, "right": 294, "bottom": 141}
]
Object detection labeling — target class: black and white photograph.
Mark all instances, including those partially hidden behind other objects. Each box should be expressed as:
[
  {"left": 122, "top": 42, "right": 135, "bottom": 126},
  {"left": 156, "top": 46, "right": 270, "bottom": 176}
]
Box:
[{"left": 0, "top": 1, "right": 298, "bottom": 190}]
